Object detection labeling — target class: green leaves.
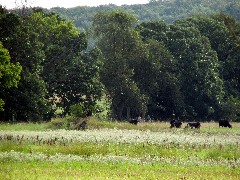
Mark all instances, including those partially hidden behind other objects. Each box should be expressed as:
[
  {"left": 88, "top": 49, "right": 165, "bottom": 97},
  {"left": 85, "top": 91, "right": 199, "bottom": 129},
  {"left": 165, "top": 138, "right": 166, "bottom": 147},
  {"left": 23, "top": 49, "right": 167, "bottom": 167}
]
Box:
[
  {"left": 0, "top": 42, "right": 22, "bottom": 111},
  {"left": 93, "top": 11, "right": 148, "bottom": 119},
  {"left": 167, "top": 23, "right": 224, "bottom": 118},
  {"left": 0, "top": 43, "right": 21, "bottom": 88},
  {"left": 0, "top": 5, "right": 239, "bottom": 121},
  {"left": 0, "top": 7, "right": 103, "bottom": 121}
]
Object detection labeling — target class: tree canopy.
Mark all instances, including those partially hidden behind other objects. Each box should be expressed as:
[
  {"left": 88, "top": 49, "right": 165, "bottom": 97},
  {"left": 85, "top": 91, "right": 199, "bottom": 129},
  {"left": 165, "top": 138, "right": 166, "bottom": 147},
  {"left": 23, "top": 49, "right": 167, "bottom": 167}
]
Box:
[
  {"left": 0, "top": 7, "right": 103, "bottom": 121},
  {"left": 0, "top": 3, "right": 240, "bottom": 121},
  {"left": 0, "top": 42, "right": 21, "bottom": 111},
  {"left": 93, "top": 11, "right": 148, "bottom": 119}
]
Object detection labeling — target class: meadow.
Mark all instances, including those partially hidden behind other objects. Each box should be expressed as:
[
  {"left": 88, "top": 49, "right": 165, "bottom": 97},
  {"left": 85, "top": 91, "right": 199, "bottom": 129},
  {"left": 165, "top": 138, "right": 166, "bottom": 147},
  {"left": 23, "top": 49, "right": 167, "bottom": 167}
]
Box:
[{"left": 0, "top": 119, "right": 240, "bottom": 179}]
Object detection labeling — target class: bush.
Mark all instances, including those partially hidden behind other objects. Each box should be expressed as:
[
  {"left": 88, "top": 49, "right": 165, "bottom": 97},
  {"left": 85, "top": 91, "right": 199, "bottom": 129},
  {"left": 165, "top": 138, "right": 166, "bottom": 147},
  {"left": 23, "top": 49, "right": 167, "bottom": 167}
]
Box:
[
  {"left": 218, "top": 97, "right": 240, "bottom": 120},
  {"left": 48, "top": 118, "right": 67, "bottom": 129},
  {"left": 70, "top": 103, "right": 95, "bottom": 118}
]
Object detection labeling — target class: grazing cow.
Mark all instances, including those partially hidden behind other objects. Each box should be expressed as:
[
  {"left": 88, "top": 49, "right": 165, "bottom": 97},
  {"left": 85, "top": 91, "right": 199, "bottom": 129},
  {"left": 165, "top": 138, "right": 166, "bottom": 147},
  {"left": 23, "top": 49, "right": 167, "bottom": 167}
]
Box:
[
  {"left": 219, "top": 120, "right": 232, "bottom": 128},
  {"left": 129, "top": 119, "right": 139, "bottom": 125},
  {"left": 170, "top": 120, "right": 182, "bottom": 128},
  {"left": 186, "top": 122, "right": 201, "bottom": 129},
  {"left": 75, "top": 120, "right": 87, "bottom": 130}
]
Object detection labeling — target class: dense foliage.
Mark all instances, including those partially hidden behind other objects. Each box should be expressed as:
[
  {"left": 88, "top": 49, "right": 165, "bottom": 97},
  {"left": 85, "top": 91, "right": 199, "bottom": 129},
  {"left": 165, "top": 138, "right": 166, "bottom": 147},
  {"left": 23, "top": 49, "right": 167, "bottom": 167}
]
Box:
[
  {"left": 50, "top": 0, "right": 240, "bottom": 30},
  {"left": 93, "top": 11, "right": 148, "bottom": 120},
  {"left": 0, "top": 1, "right": 240, "bottom": 121},
  {"left": 0, "top": 42, "right": 21, "bottom": 111},
  {"left": 0, "top": 7, "right": 103, "bottom": 121},
  {"left": 92, "top": 11, "right": 240, "bottom": 120}
]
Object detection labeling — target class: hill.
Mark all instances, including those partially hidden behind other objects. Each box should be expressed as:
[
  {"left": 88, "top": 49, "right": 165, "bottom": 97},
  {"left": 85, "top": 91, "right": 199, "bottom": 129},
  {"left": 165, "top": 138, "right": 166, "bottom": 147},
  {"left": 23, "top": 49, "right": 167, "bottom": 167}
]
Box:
[{"left": 49, "top": 0, "right": 240, "bottom": 30}]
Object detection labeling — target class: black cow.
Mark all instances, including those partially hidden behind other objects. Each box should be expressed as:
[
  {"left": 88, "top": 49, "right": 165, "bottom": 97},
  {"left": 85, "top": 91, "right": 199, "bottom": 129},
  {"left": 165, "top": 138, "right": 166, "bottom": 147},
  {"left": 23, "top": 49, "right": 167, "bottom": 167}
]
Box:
[
  {"left": 186, "top": 122, "right": 201, "bottom": 129},
  {"left": 219, "top": 120, "right": 232, "bottom": 128},
  {"left": 170, "top": 120, "right": 182, "bottom": 128},
  {"left": 129, "top": 119, "right": 139, "bottom": 125}
]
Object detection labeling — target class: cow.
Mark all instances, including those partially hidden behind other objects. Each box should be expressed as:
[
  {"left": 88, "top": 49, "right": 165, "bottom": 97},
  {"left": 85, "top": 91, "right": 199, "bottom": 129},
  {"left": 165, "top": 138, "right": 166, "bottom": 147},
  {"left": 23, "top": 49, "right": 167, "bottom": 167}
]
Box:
[
  {"left": 74, "top": 120, "right": 87, "bottom": 130},
  {"left": 129, "top": 119, "right": 139, "bottom": 125},
  {"left": 186, "top": 122, "right": 201, "bottom": 129},
  {"left": 219, "top": 120, "right": 232, "bottom": 128},
  {"left": 170, "top": 119, "right": 182, "bottom": 128}
]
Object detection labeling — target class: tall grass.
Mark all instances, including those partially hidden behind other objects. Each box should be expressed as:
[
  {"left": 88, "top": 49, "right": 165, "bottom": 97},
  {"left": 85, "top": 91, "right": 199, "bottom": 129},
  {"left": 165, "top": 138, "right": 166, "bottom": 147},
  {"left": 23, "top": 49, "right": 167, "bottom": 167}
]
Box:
[
  {"left": 0, "top": 122, "right": 50, "bottom": 131},
  {"left": 0, "top": 119, "right": 240, "bottom": 179},
  {"left": 1, "top": 117, "right": 239, "bottom": 132},
  {"left": 1, "top": 141, "right": 240, "bottom": 161}
]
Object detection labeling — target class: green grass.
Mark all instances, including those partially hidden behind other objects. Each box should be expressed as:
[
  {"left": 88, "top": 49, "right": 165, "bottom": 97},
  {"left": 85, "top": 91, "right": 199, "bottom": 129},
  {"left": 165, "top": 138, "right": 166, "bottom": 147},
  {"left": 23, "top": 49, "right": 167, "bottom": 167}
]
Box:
[
  {"left": 0, "top": 122, "right": 50, "bottom": 131},
  {"left": 0, "top": 120, "right": 240, "bottom": 179},
  {"left": 0, "top": 161, "right": 239, "bottom": 179},
  {"left": 1, "top": 118, "right": 239, "bottom": 132},
  {"left": 1, "top": 141, "right": 240, "bottom": 160}
]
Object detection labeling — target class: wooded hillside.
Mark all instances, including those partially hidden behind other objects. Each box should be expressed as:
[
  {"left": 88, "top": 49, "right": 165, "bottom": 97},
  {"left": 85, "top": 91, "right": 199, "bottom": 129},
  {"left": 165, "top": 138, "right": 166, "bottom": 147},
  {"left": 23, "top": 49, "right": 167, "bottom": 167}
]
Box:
[{"left": 50, "top": 0, "right": 240, "bottom": 30}]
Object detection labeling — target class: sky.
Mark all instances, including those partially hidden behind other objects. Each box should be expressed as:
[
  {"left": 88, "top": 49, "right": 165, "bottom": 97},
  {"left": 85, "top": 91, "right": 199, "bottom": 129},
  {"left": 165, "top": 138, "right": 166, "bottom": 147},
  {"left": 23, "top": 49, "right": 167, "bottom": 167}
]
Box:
[{"left": 0, "top": 0, "right": 150, "bottom": 9}]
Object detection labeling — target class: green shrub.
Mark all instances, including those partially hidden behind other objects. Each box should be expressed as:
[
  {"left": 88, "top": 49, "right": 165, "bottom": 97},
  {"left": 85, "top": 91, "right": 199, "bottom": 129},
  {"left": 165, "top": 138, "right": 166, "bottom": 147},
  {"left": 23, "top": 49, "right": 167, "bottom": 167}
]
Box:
[
  {"left": 48, "top": 118, "right": 67, "bottom": 129},
  {"left": 70, "top": 103, "right": 86, "bottom": 117},
  {"left": 218, "top": 97, "right": 240, "bottom": 120}
]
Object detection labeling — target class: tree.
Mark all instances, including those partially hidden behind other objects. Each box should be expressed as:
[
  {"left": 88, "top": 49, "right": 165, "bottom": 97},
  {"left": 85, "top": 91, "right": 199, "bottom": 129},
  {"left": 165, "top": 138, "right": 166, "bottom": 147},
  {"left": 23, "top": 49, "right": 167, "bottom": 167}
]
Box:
[
  {"left": 93, "top": 11, "right": 148, "bottom": 120},
  {"left": 0, "top": 7, "right": 103, "bottom": 121},
  {"left": 143, "top": 40, "right": 184, "bottom": 119},
  {"left": 58, "top": 48, "right": 104, "bottom": 115},
  {"left": 0, "top": 7, "right": 51, "bottom": 121},
  {"left": 136, "top": 21, "right": 184, "bottom": 119},
  {"left": 211, "top": 14, "right": 240, "bottom": 97},
  {"left": 29, "top": 9, "right": 103, "bottom": 116},
  {"left": 0, "top": 42, "right": 21, "bottom": 111},
  {"left": 166, "top": 24, "right": 224, "bottom": 119},
  {"left": 175, "top": 15, "right": 240, "bottom": 118},
  {"left": 136, "top": 21, "right": 169, "bottom": 42}
]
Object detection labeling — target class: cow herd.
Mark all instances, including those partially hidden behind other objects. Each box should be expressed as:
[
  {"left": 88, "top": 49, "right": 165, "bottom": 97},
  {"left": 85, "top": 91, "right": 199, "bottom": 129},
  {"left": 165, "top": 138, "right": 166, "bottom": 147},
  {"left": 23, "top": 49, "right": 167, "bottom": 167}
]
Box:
[
  {"left": 170, "top": 119, "right": 232, "bottom": 129},
  {"left": 129, "top": 118, "right": 233, "bottom": 129}
]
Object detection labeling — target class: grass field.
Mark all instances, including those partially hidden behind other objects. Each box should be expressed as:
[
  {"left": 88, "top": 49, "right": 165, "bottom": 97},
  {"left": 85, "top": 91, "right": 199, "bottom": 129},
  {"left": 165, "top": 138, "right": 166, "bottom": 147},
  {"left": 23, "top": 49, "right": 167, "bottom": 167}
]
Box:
[{"left": 0, "top": 119, "right": 240, "bottom": 179}]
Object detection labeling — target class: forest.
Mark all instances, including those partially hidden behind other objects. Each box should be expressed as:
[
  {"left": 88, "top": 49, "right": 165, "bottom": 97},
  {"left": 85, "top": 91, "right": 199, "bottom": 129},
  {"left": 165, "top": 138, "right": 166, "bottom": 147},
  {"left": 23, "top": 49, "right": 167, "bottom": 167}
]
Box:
[
  {"left": 50, "top": 0, "right": 240, "bottom": 31},
  {"left": 0, "top": 0, "right": 240, "bottom": 122}
]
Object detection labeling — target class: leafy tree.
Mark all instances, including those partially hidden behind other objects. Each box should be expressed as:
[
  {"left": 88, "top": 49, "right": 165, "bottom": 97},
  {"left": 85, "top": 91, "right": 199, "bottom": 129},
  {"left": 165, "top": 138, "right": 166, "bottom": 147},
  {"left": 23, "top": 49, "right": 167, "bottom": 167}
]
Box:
[
  {"left": 175, "top": 15, "right": 240, "bottom": 118},
  {"left": 28, "top": 9, "right": 103, "bottom": 116},
  {"left": 58, "top": 48, "right": 104, "bottom": 115},
  {"left": 0, "top": 7, "right": 103, "bottom": 121},
  {"left": 211, "top": 14, "right": 240, "bottom": 97},
  {"left": 136, "top": 21, "right": 169, "bottom": 42},
  {"left": 144, "top": 40, "right": 184, "bottom": 119},
  {"left": 0, "top": 42, "right": 22, "bottom": 111},
  {"left": 93, "top": 11, "right": 148, "bottom": 120},
  {"left": 166, "top": 24, "right": 224, "bottom": 119},
  {"left": 0, "top": 7, "right": 51, "bottom": 121},
  {"left": 136, "top": 21, "right": 185, "bottom": 119}
]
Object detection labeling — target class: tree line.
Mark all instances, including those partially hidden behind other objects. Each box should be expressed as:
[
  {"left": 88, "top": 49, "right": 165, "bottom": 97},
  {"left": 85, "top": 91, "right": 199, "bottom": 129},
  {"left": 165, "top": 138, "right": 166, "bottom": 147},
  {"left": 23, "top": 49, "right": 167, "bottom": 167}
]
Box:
[
  {"left": 92, "top": 11, "right": 240, "bottom": 121},
  {"left": 0, "top": 6, "right": 239, "bottom": 121}
]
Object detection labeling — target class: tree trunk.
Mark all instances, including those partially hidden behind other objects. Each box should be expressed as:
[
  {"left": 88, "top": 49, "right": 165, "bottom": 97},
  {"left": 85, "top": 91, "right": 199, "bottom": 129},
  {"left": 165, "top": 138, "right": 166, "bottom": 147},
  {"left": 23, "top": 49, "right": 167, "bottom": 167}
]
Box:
[
  {"left": 127, "top": 107, "right": 130, "bottom": 120},
  {"left": 118, "top": 102, "right": 124, "bottom": 120}
]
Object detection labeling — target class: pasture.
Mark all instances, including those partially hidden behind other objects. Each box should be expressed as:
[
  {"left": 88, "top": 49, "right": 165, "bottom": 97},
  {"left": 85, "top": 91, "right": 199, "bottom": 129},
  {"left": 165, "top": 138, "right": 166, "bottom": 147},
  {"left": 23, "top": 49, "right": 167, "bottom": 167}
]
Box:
[{"left": 0, "top": 120, "right": 240, "bottom": 179}]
